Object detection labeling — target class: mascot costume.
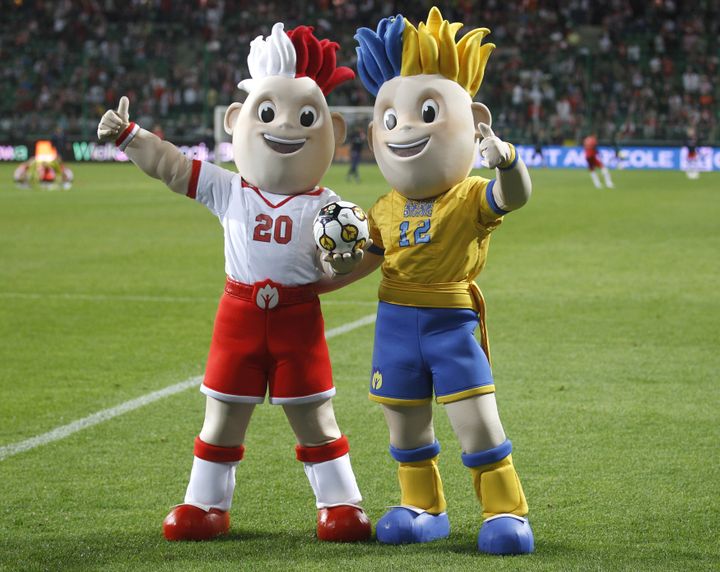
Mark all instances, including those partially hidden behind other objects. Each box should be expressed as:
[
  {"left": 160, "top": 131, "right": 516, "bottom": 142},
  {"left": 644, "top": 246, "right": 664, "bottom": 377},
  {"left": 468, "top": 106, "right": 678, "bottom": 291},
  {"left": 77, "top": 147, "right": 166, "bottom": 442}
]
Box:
[
  {"left": 319, "top": 7, "right": 535, "bottom": 554},
  {"left": 97, "top": 23, "right": 371, "bottom": 542}
]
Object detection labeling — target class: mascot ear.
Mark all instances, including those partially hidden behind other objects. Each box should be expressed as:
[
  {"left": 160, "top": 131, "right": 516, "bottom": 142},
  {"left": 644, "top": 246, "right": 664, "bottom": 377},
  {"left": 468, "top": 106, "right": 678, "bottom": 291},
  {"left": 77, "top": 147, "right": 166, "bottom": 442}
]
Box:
[
  {"left": 367, "top": 121, "right": 374, "bottom": 154},
  {"left": 331, "top": 112, "right": 347, "bottom": 147},
  {"left": 224, "top": 102, "right": 243, "bottom": 136},
  {"left": 471, "top": 102, "right": 492, "bottom": 138}
]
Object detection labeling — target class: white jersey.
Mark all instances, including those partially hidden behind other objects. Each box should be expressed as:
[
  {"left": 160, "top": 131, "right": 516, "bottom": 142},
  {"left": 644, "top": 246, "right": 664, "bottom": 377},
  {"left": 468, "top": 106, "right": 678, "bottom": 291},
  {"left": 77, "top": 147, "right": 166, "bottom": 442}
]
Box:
[{"left": 188, "top": 160, "right": 337, "bottom": 286}]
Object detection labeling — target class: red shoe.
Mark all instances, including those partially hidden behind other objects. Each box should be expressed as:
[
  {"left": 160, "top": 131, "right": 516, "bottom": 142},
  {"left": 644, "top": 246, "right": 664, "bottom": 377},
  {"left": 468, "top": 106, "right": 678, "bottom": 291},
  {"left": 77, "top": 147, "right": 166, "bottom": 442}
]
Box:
[
  {"left": 317, "top": 505, "right": 372, "bottom": 542},
  {"left": 162, "top": 504, "right": 230, "bottom": 541}
]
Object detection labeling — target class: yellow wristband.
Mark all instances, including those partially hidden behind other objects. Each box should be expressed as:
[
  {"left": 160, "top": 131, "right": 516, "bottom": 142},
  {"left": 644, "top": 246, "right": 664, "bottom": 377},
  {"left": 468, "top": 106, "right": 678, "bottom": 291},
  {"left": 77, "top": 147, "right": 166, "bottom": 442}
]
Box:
[{"left": 497, "top": 143, "right": 518, "bottom": 170}]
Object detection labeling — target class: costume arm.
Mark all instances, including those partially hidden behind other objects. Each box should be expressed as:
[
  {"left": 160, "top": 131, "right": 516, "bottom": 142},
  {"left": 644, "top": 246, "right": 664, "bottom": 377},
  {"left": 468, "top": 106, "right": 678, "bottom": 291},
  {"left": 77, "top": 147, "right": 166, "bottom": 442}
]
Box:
[
  {"left": 98, "top": 96, "right": 192, "bottom": 195},
  {"left": 315, "top": 250, "right": 383, "bottom": 294},
  {"left": 123, "top": 129, "right": 193, "bottom": 195},
  {"left": 478, "top": 123, "right": 532, "bottom": 212}
]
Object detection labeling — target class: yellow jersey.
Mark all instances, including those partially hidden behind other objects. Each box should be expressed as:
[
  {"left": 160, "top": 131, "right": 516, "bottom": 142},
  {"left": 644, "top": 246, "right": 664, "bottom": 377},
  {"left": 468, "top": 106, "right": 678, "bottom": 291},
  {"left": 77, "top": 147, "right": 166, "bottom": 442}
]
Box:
[{"left": 368, "top": 176, "right": 505, "bottom": 310}]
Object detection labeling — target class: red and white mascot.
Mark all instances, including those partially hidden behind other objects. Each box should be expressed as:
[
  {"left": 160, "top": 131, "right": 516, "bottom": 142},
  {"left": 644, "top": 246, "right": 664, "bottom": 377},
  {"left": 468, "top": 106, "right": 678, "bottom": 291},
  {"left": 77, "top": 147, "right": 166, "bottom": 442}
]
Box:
[{"left": 97, "top": 22, "right": 371, "bottom": 542}]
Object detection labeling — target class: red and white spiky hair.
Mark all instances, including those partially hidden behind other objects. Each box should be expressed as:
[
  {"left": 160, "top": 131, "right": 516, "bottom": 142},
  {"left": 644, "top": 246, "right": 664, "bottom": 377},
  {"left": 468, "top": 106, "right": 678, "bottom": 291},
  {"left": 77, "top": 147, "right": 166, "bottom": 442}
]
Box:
[{"left": 238, "top": 23, "right": 355, "bottom": 96}]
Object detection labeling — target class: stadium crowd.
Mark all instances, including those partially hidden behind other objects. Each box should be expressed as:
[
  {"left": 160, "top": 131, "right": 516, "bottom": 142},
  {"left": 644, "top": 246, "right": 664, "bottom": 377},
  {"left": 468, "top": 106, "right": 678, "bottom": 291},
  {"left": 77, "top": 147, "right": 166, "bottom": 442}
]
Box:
[{"left": 1, "top": 0, "right": 718, "bottom": 146}]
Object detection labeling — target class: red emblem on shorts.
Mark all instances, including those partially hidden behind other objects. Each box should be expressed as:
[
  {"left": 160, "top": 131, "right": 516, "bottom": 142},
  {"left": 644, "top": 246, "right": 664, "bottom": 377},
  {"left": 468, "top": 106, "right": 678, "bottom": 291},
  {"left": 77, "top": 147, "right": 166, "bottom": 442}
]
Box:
[{"left": 254, "top": 280, "right": 280, "bottom": 309}]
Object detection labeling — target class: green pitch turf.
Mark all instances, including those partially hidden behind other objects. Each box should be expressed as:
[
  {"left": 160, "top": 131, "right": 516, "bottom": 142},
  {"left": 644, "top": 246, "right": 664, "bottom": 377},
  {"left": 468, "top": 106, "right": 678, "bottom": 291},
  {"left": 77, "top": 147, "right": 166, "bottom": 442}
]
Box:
[{"left": 0, "top": 163, "right": 718, "bottom": 571}]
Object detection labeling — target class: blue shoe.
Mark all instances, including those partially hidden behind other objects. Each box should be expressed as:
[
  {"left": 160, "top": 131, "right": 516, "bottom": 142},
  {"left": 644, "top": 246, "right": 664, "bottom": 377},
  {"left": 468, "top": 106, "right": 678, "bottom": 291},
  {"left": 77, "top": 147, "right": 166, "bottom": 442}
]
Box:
[
  {"left": 478, "top": 514, "right": 534, "bottom": 555},
  {"left": 376, "top": 507, "right": 450, "bottom": 544}
]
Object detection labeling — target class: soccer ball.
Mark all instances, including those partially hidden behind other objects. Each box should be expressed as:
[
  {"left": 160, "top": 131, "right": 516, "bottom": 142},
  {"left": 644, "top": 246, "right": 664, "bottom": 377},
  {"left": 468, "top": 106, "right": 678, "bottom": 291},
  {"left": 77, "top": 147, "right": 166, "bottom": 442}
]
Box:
[{"left": 313, "top": 201, "right": 370, "bottom": 254}]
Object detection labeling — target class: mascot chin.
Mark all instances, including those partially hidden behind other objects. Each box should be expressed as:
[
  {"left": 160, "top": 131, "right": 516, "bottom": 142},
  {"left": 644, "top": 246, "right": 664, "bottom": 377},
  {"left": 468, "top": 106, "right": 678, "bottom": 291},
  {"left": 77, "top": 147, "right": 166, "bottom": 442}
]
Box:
[
  {"left": 318, "top": 7, "right": 535, "bottom": 554},
  {"left": 97, "top": 22, "right": 371, "bottom": 543}
]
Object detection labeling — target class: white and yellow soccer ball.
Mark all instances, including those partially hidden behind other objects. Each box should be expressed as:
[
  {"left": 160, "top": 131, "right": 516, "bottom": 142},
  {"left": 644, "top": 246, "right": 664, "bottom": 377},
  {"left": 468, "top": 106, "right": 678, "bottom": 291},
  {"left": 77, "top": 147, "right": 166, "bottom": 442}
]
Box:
[{"left": 313, "top": 201, "right": 370, "bottom": 254}]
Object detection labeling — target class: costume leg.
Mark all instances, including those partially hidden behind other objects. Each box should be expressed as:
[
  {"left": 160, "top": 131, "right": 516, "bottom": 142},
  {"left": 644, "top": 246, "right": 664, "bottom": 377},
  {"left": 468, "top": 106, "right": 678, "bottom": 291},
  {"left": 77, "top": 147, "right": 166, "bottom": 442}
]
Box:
[
  {"left": 163, "top": 397, "right": 254, "bottom": 541},
  {"left": 375, "top": 403, "right": 450, "bottom": 544},
  {"left": 445, "top": 394, "right": 533, "bottom": 554},
  {"left": 284, "top": 398, "right": 370, "bottom": 542}
]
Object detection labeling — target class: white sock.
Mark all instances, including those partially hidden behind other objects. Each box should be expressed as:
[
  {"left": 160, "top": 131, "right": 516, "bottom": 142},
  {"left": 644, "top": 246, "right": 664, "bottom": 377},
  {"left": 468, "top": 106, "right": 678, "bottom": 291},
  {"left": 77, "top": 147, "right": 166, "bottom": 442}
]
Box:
[
  {"left": 590, "top": 171, "right": 602, "bottom": 189},
  {"left": 184, "top": 456, "right": 238, "bottom": 511},
  {"left": 304, "top": 453, "right": 362, "bottom": 508},
  {"left": 601, "top": 167, "right": 614, "bottom": 188}
]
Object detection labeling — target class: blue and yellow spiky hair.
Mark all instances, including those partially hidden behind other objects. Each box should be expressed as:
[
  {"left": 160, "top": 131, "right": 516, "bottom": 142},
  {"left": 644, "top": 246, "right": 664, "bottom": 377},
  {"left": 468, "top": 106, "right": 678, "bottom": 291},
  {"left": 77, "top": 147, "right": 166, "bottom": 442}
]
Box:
[{"left": 355, "top": 6, "right": 495, "bottom": 98}]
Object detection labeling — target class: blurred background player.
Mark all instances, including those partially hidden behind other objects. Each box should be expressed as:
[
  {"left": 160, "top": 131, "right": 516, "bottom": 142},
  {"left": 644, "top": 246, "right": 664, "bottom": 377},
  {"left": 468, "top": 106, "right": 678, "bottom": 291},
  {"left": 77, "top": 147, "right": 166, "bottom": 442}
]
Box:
[
  {"left": 611, "top": 133, "right": 628, "bottom": 169},
  {"left": 684, "top": 128, "right": 700, "bottom": 180},
  {"left": 12, "top": 157, "right": 73, "bottom": 190},
  {"left": 13, "top": 160, "right": 32, "bottom": 188},
  {"left": 531, "top": 129, "right": 545, "bottom": 167},
  {"left": 38, "top": 159, "right": 74, "bottom": 190},
  {"left": 346, "top": 128, "right": 365, "bottom": 182},
  {"left": 584, "top": 134, "right": 614, "bottom": 189}
]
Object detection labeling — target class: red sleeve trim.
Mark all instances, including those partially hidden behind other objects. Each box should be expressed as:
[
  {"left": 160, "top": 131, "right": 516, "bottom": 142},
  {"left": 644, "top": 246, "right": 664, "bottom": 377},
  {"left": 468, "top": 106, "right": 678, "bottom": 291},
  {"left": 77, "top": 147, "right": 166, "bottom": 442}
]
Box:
[
  {"left": 295, "top": 435, "right": 349, "bottom": 463},
  {"left": 194, "top": 436, "right": 245, "bottom": 462},
  {"left": 115, "top": 122, "right": 137, "bottom": 148},
  {"left": 187, "top": 159, "right": 201, "bottom": 199}
]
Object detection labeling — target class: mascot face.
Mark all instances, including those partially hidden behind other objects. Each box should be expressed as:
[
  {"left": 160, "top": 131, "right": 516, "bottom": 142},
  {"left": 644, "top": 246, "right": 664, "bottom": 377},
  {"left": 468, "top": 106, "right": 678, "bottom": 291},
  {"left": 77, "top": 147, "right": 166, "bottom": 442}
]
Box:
[
  {"left": 370, "top": 74, "right": 486, "bottom": 200},
  {"left": 355, "top": 8, "right": 496, "bottom": 199},
  {"left": 224, "top": 76, "right": 345, "bottom": 195}
]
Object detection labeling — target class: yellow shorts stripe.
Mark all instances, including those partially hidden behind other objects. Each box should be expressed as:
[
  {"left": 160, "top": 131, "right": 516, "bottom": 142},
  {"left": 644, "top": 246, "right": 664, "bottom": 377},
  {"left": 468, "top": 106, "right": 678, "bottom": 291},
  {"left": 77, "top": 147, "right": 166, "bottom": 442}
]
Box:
[
  {"left": 436, "top": 384, "right": 495, "bottom": 404},
  {"left": 368, "top": 393, "right": 433, "bottom": 407}
]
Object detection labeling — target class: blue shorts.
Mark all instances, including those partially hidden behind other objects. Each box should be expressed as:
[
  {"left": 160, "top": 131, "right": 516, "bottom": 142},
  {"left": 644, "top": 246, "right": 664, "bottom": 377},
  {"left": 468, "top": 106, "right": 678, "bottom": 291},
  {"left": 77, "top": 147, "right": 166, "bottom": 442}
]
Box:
[{"left": 369, "top": 302, "right": 495, "bottom": 406}]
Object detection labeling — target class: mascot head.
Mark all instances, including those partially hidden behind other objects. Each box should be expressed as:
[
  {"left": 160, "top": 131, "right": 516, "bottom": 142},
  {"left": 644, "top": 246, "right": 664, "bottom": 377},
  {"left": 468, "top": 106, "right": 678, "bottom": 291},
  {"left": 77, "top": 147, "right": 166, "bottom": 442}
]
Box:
[
  {"left": 225, "top": 23, "right": 354, "bottom": 194},
  {"left": 355, "top": 7, "right": 496, "bottom": 199}
]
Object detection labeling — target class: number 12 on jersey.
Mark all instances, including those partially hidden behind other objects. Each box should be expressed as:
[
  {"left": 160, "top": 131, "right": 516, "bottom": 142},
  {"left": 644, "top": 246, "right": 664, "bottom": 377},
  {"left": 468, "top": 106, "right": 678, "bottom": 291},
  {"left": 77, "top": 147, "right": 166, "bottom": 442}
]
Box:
[{"left": 399, "top": 219, "right": 431, "bottom": 247}]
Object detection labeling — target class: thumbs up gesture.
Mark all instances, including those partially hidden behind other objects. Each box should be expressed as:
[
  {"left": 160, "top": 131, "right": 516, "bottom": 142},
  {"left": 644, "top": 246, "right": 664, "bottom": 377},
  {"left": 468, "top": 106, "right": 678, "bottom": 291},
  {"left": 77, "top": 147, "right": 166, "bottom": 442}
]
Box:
[
  {"left": 97, "top": 96, "right": 131, "bottom": 142},
  {"left": 478, "top": 122, "right": 512, "bottom": 169}
]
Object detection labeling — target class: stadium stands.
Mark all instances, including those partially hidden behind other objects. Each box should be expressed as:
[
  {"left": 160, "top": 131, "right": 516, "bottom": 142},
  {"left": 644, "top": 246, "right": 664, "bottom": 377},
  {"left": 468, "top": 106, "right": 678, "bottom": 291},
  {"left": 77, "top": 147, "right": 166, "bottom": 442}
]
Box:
[{"left": 1, "top": 0, "right": 717, "bottom": 146}]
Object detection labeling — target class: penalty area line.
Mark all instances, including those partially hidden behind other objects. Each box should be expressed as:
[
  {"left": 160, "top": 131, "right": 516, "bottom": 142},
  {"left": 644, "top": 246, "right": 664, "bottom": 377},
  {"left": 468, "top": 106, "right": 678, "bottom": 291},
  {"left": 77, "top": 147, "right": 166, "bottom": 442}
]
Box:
[{"left": 0, "top": 313, "right": 376, "bottom": 462}]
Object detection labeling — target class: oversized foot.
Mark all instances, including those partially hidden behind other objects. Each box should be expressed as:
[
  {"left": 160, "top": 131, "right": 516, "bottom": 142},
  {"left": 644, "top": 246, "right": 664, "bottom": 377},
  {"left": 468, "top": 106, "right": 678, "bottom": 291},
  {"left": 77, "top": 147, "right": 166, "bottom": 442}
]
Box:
[
  {"left": 376, "top": 507, "right": 449, "bottom": 544},
  {"left": 477, "top": 514, "right": 534, "bottom": 555},
  {"left": 162, "top": 504, "right": 230, "bottom": 541},
  {"left": 317, "top": 505, "right": 372, "bottom": 542}
]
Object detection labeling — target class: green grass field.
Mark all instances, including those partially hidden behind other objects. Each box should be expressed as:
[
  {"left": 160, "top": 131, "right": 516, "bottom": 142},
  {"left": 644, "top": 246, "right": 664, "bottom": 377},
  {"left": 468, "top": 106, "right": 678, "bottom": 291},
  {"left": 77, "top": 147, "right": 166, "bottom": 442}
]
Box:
[{"left": 1, "top": 163, "right": 718, "bottom": 571}]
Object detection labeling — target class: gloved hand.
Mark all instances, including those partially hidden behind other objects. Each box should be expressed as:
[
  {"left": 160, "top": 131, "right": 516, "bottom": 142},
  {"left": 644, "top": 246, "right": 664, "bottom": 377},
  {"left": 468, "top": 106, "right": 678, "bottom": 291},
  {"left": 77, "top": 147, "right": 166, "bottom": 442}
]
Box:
[
  {"left": 478, "top": 122, "right": 512, "bottom": 169},
  {"left": 97, "top": 96, "right": 131, "bottom": 142},
  {"left": 322, "top": 239, "right": 373, "bottom": 276}
]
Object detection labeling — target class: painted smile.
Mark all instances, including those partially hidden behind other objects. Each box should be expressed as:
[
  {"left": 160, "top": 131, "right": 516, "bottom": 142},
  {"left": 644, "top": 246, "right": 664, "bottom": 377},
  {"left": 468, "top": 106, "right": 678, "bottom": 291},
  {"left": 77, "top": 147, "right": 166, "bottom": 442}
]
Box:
[
  {"left": 387, "top": 136, "right": 430, "bottom": 158},
  {"left": 263, "top": 133, "right": 307, "bottom": 154}
]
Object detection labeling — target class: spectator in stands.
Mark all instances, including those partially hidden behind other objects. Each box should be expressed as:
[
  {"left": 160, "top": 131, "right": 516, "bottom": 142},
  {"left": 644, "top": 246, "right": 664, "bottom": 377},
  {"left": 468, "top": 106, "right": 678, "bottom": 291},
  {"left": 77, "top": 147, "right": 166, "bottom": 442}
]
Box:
[{"left": 0, "top": 0, "right": 716, "bottom": 147}]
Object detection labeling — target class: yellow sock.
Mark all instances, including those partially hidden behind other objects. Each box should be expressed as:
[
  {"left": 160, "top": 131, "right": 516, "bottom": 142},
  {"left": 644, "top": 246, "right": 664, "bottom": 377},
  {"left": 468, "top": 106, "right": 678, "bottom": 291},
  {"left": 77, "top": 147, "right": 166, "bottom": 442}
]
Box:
[
  {"left": 398, "top": 455, "right": 447, "bottom": 514},
  {"left": 469, "top": 454, "right": 528, "bottom": 519}
]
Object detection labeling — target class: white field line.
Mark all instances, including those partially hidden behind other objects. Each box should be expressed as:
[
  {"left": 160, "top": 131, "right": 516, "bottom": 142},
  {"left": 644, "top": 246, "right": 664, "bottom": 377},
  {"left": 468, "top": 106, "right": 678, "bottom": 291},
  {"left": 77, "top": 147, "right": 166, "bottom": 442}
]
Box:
[
  {"left": 0, "top": 292, "right": 376, "bottom": 306},
  {"left": 0, "top": 313, "right": 377, "bottom": 462}
]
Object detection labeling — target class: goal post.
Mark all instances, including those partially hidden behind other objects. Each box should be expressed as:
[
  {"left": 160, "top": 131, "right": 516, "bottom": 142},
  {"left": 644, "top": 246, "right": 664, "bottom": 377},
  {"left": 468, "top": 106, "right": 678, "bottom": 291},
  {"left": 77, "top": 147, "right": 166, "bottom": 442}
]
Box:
[{"left": 212, "top": 105, "right": 374, "bottom": 164}]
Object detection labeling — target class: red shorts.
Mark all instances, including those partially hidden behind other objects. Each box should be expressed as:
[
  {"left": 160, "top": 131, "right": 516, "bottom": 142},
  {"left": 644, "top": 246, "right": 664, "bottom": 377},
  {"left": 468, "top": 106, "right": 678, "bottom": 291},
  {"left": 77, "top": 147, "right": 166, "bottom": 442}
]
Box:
[
  {"left": 200, "top": 281, "right": 334, "bottom": 405},
  {"left": 586, "top": 154, "right": 603, "bottom": 170}
]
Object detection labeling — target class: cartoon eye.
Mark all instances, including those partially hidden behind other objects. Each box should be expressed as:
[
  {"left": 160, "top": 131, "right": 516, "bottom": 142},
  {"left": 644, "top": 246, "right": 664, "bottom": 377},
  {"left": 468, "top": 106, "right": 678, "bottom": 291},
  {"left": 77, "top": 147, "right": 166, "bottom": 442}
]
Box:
[
  {"left": 383, "top": 108, "right": 397, "bottom": 130},
  {"left": 421, "top": 99, "right": 439, "bottom": 123},
  {"left": 299, "top": 105, "right": 317, "bottom": 127},
  {"left": 258, "top": 101, "right": 276, "bottom": 123}
]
